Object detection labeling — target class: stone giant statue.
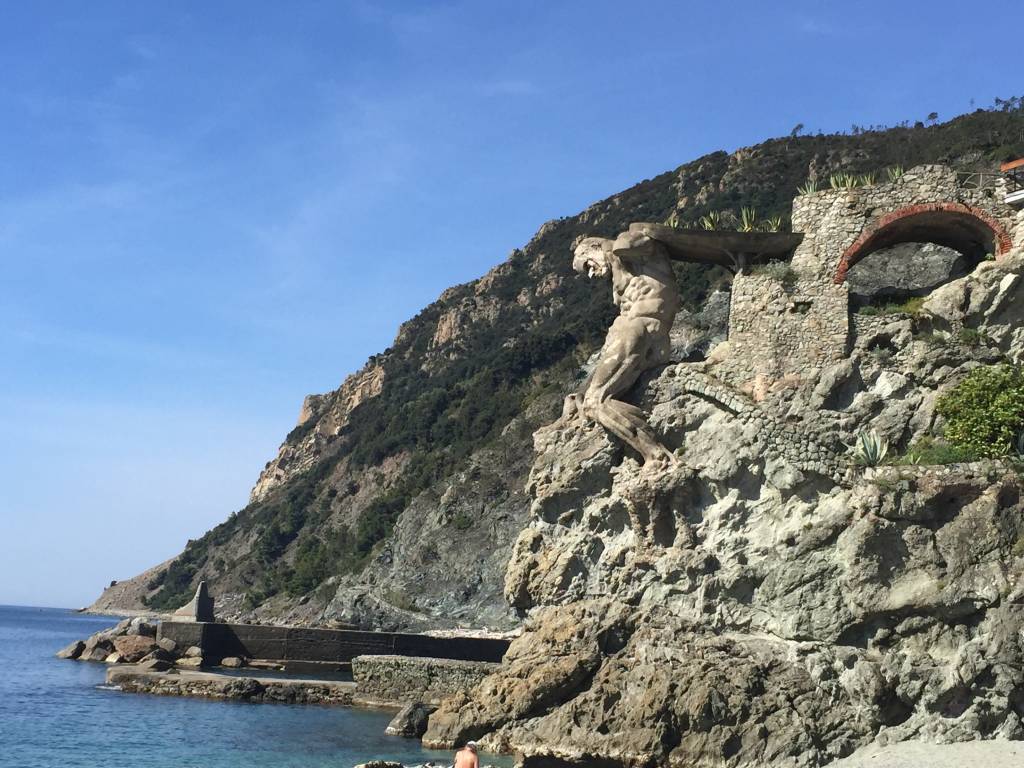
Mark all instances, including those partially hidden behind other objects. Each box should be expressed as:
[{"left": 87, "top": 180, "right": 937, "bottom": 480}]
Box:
[{"left": 566, "top": 230, "right": 681, "bottom": 467}]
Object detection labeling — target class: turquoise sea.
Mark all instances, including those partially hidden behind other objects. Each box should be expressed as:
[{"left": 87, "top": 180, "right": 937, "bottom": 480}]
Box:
[{"left": 0, "top": 605, "right": 506, "bottom": 768}]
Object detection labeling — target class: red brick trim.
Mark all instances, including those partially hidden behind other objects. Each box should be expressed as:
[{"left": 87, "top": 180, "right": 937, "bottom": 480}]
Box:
[{"left": 834, "top": 202, "right": 1013, "bottom": 284}]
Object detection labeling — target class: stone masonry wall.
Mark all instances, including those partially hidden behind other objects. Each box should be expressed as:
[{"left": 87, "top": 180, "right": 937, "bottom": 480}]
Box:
[
  {"left": 791, "top": 164, "right": 1017, "bottom": 282},
  {"left": 352, "top": 654, "right": 499, "bottom": 705},
  {"left": 721, "top": 272, "right": 848, "bottom": 392}
]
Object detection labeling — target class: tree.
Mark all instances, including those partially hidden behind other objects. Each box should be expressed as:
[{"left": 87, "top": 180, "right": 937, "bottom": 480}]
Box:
[
  {"left": 927, "top": 111, "right": 939, "bottom": 123},
  {"left": 789, "top": 123, "right": 804, "bottom": 138}
]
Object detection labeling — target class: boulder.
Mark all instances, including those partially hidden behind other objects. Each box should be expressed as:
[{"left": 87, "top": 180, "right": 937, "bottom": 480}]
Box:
[
  {"left": 138, "top": 658, "right": 174, "bottom": 672},
  {"left": 385, "top": 701, "right": 436, "bottom": 738},
  {"left": 56, "top": 640, "right": 85, "bottom": 660},
  {"left": 219, "top": 656, "right": 245, "bottom": 668},
  {"left": 128, "top": 617, "right": 157, "bottom": 637},
  {"left": 176, "top": 656, "right": 204, "bottom": 669},
  {"left": 156, "top": 636, "right": 178, "bottom": 653},
  {"left": 184, "top": 645, "right": 203, "bottom": 658},
  {"left": 848, "top": 242, "right": 969, "bottom": 302},
  {"left": 112, "top": 635, "right": 157, "bottom": 663},
  {"left": 139, "top": 648, "right": 174, "bottom": 663},
  {"left": 104, "top": 652, "right": 123, "bottom": 664}
]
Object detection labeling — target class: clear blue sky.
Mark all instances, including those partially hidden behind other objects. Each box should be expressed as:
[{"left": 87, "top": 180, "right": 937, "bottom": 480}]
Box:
[{"left": 1, "top": 1, "right": 1020, "bottom": 608}]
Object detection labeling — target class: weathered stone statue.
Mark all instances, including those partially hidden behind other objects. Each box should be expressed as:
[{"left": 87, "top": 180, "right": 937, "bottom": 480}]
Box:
[{"left": 566, "top": 230, "right": 681, "bottom": 466}]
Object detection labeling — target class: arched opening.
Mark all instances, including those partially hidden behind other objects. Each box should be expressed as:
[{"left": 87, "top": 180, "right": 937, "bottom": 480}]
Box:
[{"left": 835, "top": 203, "right": 1013, "bottom": 306}]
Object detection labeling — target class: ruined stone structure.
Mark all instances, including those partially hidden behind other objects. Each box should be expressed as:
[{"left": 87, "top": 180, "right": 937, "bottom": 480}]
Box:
[{"left": 718, "top": 164, "right": 1018, "bottom": 395}]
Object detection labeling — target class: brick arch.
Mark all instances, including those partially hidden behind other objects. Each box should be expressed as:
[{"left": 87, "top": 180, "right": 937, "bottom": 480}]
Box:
[{"left": 834, "top": 202, "right": 1013, "bottom": 284}]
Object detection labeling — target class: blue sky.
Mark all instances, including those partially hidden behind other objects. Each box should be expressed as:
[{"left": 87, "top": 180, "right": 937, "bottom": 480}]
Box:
[{"left": 1, "top": 1, "right": 1021, "bottom": 608}]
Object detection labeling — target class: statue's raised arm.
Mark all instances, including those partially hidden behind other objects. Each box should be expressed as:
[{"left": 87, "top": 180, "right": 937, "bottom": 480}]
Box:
[{"left": 566, "top": 231, "right": 681, "bottom": 469}]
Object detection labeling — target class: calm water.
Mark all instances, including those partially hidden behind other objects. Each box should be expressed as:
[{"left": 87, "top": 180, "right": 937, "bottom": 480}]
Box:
[{"left": 0, "top": 605, "right": 507, "bottom": 768}]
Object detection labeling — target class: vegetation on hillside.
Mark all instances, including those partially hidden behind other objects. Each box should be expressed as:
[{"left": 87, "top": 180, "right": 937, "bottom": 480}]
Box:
[{"left": 144, "top": 100, "right": 1024, "bottom": 611}]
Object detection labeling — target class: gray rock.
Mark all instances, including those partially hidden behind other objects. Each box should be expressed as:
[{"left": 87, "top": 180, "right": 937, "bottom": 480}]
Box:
[
  {"left": 848, "top": 243, "right": 969, "bottom": 302},
  {"left": 219, "top": 656, "right": 245, "bottom": 668},
  {"left": 56, "top": 640, "right": 84, "bottom": 660},
  {"left": 138, "top": 658, "right": 174, "bottom": 672},
  {"left": 385, "top": 701, "right": 436, "bottom": 738},
  {"left": 156, "top": 636, "right": 178, "bottom": 653}
]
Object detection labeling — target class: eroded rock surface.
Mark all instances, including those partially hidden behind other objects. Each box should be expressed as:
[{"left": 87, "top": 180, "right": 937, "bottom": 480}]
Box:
[{"left": 426, "top": 245, "right": 1024, "bottom": 766}]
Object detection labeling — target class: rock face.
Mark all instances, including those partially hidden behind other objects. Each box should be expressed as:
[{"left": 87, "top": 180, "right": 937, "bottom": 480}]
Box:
[
  {"left": 847, "top": 242, "right": 970, "bottom": 303},
  {"left": 425, "top": 224, "right": 1024, "bottom": 765}
]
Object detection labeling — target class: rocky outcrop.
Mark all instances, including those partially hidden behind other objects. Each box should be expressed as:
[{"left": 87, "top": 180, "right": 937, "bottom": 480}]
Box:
[
  {"left": 425, "top": 240, "right": 1024, "bottom": 765},
  {"left": 847, "top": 243, "right": 969, "bottom": 303},
  {"left": 250, "top": 363, "right": 385, "bottom": 503},
  {"left": 59, "top": 616, "right": 162, "bottom": 663}
]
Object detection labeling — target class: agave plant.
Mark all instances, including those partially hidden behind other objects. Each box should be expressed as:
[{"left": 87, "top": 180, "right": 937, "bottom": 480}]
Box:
[
  {"left": 859, "top": 172, "right": 877, "bottom": 187},
  {"left": 664, "top": 210, "right": 684, "bottom": 228},
  {"left": 797, "top": 179, "right": 819, "bottom": 195},
  {"left": 852, "top": 429, "right": 889, "bottom": 467},
  {"left": 739, "top": 207, "right": 759, "bottom": 232},
  {"left": 830, "top": 172, "right": 859, "bottom": 190},
  {"left": 887, "top": 165, "right": 905, "bottom": 182},
  {"left": 699, "top": 211, "right": 722, "bottom": 231},
  {"left": 761, "top": 215, "right": 784, "bottom": 233}
]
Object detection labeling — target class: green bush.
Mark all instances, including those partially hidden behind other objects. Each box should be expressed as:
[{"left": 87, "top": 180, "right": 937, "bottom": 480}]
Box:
[
  {"left": 857, "top": 296, "right": 925, "bottom": 317},
  {"left": 890, "top": 437, "right": 977, "bottom": 465},
  {"left": 937, "top": 365, "right": 1024, "bottom": 458}
]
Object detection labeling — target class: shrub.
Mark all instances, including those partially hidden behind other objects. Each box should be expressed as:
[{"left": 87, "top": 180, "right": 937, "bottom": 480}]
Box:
[
  {"left": 797, "top": 179, "right": 819, "bottom": 195},
  {"left": 937, "top": 364, "right": 1024, "bottom": 458},
  {"left": 957, "top": 328, "right": 990, "bottom": 347},
  {"left": 891, "top": 436, "right": 976, "bottom": 465}
]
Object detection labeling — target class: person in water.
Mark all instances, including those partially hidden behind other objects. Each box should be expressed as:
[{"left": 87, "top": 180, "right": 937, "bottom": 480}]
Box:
[{"left": 453, "top": 740, "right": 479, "bottom": 768}]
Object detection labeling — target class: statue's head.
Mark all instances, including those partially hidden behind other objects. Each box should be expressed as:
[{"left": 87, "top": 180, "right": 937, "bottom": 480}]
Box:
[{"left": 572, "top": 236, "right": 613, "bottom": 279}]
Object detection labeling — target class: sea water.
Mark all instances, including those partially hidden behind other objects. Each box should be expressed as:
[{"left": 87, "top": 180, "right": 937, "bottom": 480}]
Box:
[{"left": 0, "top": 605, "right": 510, "bottom": 768}]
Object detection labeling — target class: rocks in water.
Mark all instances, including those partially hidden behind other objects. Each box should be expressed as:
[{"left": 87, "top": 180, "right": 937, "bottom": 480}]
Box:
[
  {"left": 138, "top": 658, "right": 174, "bottom": 672},
  {"left": 112, "top": 635, "right": 157, "bottom": 662},
  {"left": 175, "top": 656, "right": 203, "bottom": 669},
  {"left": 385, "top": 702, "right": 436, "bottom": 738},
  {"left": 219, "top": 656, "right": 245, "bottom": 668},
  {"left": 56, "top": 640, "right": 85, "bottom": 660},
  {"left": 58, "top": 615, "right": 166, "bottom": 664},
  {"left": 353, "top": 762, "right": 404, "bottom": 768}
]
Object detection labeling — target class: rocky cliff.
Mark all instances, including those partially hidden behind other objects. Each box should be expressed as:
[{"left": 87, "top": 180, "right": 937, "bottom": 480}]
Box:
[
  {"left": 90, "top": 106, "right": 1024, "bottom": 640},
  {"left": 420, "top": 181, "right": 1024, "bottom": 763}
]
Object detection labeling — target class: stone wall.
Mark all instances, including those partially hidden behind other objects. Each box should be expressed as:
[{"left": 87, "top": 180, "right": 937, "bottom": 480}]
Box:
[
  {"left": 158, "top": 621, "right": 509, "bottom": 665},
  {"left": 791, "top": 165, "right": 1017, "bottom": 282},
  {"left": 352, "top": 654, "right": 499, "bottom": 705},
  {"left": 720, "top": 272, "right": 848, "bottom": 391}
]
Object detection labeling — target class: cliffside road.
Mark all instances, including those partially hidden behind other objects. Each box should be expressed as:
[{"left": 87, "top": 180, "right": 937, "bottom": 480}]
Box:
[{"left": 831, "top": 740, "right": 1023, "bottom": 767}]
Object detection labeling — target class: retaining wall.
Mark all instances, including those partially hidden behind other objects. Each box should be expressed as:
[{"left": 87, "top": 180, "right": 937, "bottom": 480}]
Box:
[{"left": 158, "top": 621, "right": 509, "bottom": 665}]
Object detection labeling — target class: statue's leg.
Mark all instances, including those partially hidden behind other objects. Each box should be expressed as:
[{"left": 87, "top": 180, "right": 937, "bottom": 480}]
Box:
[
  {"left": 582, "top": 323, "right": 675, "bottom": 465},
  {"left": 593, "top": 399, "right": 676, "bottom": 466}
]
